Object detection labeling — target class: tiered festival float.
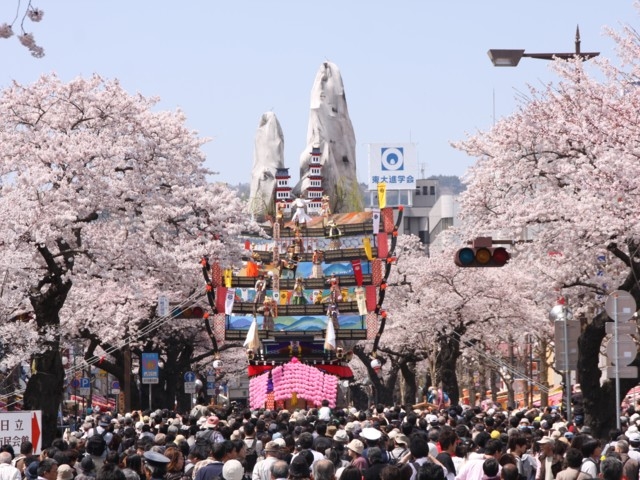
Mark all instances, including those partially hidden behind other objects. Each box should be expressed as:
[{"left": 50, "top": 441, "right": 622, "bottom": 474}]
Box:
[
  {"left": 202, "top": 148, "right": 402, "bottom": 408},
  {"left": 201, "top": 200, "right": 402, "bottom": 410}
]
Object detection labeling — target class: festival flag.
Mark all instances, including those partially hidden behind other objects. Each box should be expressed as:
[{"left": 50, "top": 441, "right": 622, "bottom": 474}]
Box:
[
  {"left": 223, "top": 269, "right": 233, "bottom": 287},
  {"left": 224, "top": 288, "right": 235, "bottom": 315},
  {"left": 371, "top": 209, "right": 380, "bottom": 234},
  {"left": 363, "top": 238, "right": 373, "bottom": 261},
  {"left": 355, "top": 287, "right": 367, "bottom": 315},
  {"left": 377, "top": 183, "right": 387, "bottom": 209},
  {"left": 382, "top": 207, "right": 395, "bottom": 233},
  {"left": 324, "top": 318, "right": 336, "bottom": 350},
  {"left": 351, "top": 259, "right": 363, "bottom": 286},
  {"left": 377, "top": 232, "right": 389, "bottom": 258},
  {"left": 244, "top": 317, "right": 260, "bottom": 349},
  {"left": 216, "top": 287, "right": 227, "bottom": 313},
  {"left": 365, "top": 285, "right": 377, "bottom": 312}
]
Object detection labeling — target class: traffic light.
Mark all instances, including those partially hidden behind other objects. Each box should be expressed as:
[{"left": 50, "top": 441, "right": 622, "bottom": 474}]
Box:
[{"left": 454, "top": 242, "right": 510, "bottom": 267}]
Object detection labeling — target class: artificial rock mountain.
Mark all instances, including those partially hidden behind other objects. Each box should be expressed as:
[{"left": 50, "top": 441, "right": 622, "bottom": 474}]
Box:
[
  {"left": 249, "top": 112, "right": 285, "bottom": 216},
  {"left": 295, "top": 61, "right": 362, "bottom": 213},
  {"left": 249, "top": 62, "right": 362, "bottom": 216}
]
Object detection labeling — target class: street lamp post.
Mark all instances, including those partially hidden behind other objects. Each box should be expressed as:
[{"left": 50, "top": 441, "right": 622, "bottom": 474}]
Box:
[{"left": 488, "top": 26, "right": 599, "bottom": 67}]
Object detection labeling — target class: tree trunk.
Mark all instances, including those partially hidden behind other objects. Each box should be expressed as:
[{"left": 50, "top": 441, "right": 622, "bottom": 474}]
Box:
[
  {"left": 578, "top": 310, "right": 637, "bottom": 438},
  {"left": 537, "top": 336, "right": 550, "bottom": 408},
  {"left": 352, "top": 345, "right": 399, "bottom": 406},
  {"left": 434, "top": 331, "right": 462, "bottom": 405},
  {"left": 399, "top": 360, "right": 417, "bottom": 405},
  {"left": 23, "top": 277, "right": 71, "bottom": 448}
]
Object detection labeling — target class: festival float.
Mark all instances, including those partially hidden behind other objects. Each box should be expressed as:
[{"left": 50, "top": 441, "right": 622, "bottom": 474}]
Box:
[
  {"left": 200, "top": 185, "right": 402, "bottom": 410},
  {"left": 199, "top": 61, "right": 403, "bottom": 410}
]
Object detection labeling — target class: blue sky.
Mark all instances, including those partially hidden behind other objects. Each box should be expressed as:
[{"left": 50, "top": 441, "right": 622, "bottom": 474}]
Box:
[{"left": 1, "top": 1, "right": 637, "bottom": 186}]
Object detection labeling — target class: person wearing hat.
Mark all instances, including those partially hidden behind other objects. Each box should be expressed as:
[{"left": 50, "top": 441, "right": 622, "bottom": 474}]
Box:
[
  {"left": 222, "top": 460, "right": 245, "bottom": 480},
  {"left": 535, "top": 438, "right": 562, "bottom": 480},
  {"left": 628, "top": 433, "right": 640, "bottom": 462},
  {"left": 24, "top": 461, "right": 40, "bottom": 480},
  {"left": 252, "top": 441, "right": 282, "bottom": 480},
  {"left": 346, "top": 439, "right": 367, "bottom": 471},
  {"left": 196, "top": 416, "right": 224, "bottom": 445},
  {"left": 55, "top": 464, "right": 73, "bottom": 480},
  {"left": 359, "top": 428, "right": 387, "bottom": 465},
  {"left": 389, "top": 433, "right": 410, "bottom": 465},
  {"left": 143, "top": 451, "right": 170, "bottom": 480}
]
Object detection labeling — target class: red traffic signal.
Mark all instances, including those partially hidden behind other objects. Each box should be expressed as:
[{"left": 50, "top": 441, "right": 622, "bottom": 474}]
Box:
[{"left": 454, "top": 247, "right": 510, "bottom": 267}]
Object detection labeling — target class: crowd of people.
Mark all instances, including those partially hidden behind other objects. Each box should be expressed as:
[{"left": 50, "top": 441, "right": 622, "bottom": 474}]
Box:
[{"left": 1, "top": 400, "right": 639, "bottom": 480}]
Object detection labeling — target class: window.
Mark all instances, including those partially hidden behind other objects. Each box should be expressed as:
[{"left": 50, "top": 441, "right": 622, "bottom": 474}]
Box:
[
  {"left": 422, "top": 186, "right": 428, "bottom": 195},
  {"left": 430, "top": 186, "right": 435, "bottom": 195}
]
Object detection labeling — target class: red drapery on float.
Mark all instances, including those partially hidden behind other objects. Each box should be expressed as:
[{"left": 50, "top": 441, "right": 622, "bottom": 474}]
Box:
[{"left": 248, "top": 364, "right": 353, "bottom": 379}]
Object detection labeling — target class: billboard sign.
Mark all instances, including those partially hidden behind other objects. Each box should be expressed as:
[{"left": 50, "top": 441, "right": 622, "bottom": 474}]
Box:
[
  {"left": 367, "top": 143, "right": 418, "bottom": 191},
  {"left": 0, "top": 411, "right": 42, "bottom": 454},
  {"left": 141, "top": 353, "right": 159, "bottom": 384}
]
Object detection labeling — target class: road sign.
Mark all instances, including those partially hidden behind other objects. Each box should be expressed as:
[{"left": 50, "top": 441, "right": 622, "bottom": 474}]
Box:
[
  {"left": 141, "top": 353, "right": 159, "bottom": 384},
  {"left": 606, "top": 322, "right": 637, "bottom": 335},
  {"left": 554, "top": 320, "right": 580, "bottom": 371},
  {"left": 158, "top": 295, "right": 169, "bottom": 317},
  {"left": 207, "top": 375, "right": 216, "bottom": 396},
  {"left": 111, "top": 380, "right": 121, "bottom": 395},
  {"left": 79, "top": 377, "right": 91, "bottom": 396},
  {"left": 607, "top": 366, "right": 638, "bottom": 378},
  {"left": 0, "top": 411, "right": 42, "bottom": 454},
  {"left": 605, "top": 290, "right": 637, "bottom": 322},
  {"left": 184, "top": 371, "right": 196, "bottom": 394},
  {"left": 70, "top": 379, "right": 80, "bottom": 389}
]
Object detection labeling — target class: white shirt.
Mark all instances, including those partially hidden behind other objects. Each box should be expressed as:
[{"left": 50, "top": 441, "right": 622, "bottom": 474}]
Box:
[
  {"left": 318, "top": 407, "right": 331, "bottom": 422},
  {"left": 0, "top": 463, "right": 22, "bottom": 480},
  {"left": 252, "top": 456, "right": 277, "bottom": 480},
  {"left": 580, "top": 458, "right": 598, "bottom": 479}
]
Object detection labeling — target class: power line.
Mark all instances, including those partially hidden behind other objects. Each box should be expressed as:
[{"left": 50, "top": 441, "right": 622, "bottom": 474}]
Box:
[{"left": 0, "top": 290, "right": 207, "bottom": 407}]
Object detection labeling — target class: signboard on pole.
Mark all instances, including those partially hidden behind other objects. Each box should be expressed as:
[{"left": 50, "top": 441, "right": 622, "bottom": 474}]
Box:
[
  {"left": 367, "top": 143, "right": 418, "bottom": 191},
  {"left": 157, "top": 295, "right": 169, "bottom": 317},
  {"left": 184, "top": 371, "right": 196, "bottom": 394},
  {"left": 553, "top": 320, "right": 580, "bottom": 371},
  {"left": 0, "top": 411, "right": 42, "bottom": 454},
  {"left": 111, "top": 380, "right": 121, "bottom": 395},
  {"left": 141, "top": 353, "right": 159, "bottom": 384},
  {"left": 78, "top": 377, "right": 91, "bottom": 396},
  {"left": 207, "top": 375, "right": 216, "bottom": 396}
]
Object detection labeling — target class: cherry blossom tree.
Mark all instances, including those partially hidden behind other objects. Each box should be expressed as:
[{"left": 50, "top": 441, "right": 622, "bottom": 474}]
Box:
[
  {"left": 454, "top": 19, "right": 640, "bottom": 436},
  {"left": 0, "top": 74, "right": 253, "bottom": 445},
  {"left": 0, "top": 1, "right": 45, "bottom": 57},
  {"left": 381, "top": 233, "right": 547, "bottom": 406}
]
